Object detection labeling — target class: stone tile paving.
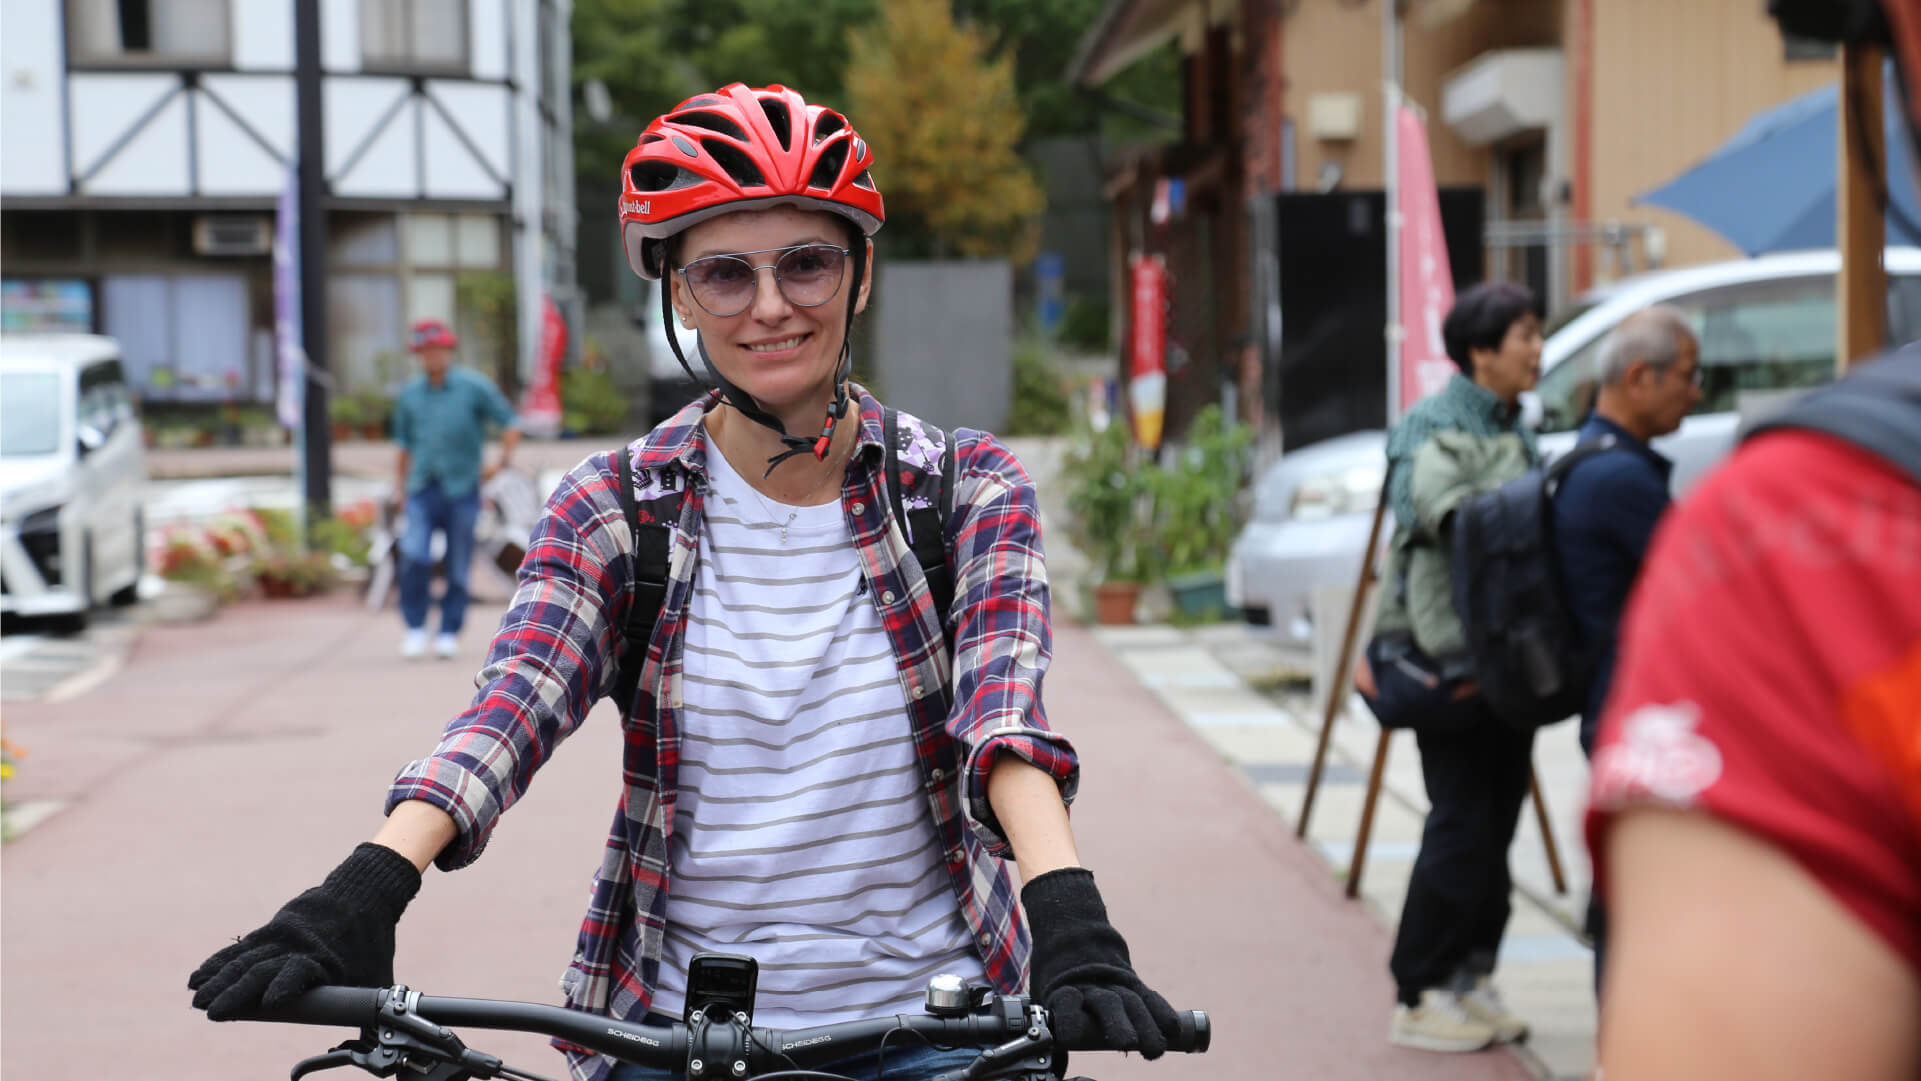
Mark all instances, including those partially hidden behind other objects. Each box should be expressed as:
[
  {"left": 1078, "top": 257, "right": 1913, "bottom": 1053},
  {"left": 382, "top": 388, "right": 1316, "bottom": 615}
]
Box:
[{"left": 1094, "top": 623, "right": 1599, "bottom": 1081}]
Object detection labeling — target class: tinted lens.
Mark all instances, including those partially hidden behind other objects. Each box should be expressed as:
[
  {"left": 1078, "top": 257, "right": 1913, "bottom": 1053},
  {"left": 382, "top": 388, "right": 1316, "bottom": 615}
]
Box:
[
  {"left": 683, "top": 256, "right": 757, "bottom": 315},
  {"left": 775, "top": 245, "right": 847, "bottom": 307}
]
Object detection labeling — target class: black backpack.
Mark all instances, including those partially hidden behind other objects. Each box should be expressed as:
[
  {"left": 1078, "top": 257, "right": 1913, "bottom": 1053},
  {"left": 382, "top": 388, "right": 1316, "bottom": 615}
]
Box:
[
  {"left": 1447, "top": 438, "right": 1620, "bottom": 732},
  {"left": 606, "top": 407, "right": 958, "bottom": 716}
]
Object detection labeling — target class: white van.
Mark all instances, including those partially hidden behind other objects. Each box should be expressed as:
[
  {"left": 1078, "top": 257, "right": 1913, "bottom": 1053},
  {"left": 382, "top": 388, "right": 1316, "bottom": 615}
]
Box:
[{"left": 0, "top": 334, "right": 148, "bottom": 628}]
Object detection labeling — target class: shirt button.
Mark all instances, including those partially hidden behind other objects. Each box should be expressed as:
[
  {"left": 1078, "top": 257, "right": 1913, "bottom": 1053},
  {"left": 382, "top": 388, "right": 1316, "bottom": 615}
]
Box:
[
  {"left": 881, "top": 590, "right": 896, "bottom": 604},
  {"left": 931, "top": 768, "right": 945, "bottom": 781},
  {"left": 851, "top": 501, "right": 866, "bottom": 514},
  {"left": 912, "top": 685, "right": 925, "bottom": 699}
]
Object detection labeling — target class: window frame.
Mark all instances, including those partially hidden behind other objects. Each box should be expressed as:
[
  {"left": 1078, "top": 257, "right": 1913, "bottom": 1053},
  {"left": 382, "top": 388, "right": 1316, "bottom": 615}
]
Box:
[
  {"left": 358, "top": 0, "right": 471, "bottom": 77},
  {"left": 64, "top": 0, "right": 234, "bottom": 71}
]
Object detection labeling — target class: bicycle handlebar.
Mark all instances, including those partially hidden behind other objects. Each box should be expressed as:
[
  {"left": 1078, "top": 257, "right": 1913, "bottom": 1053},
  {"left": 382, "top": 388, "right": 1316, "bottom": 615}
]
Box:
[{"left": 255, "top": 984, "right": 1209, "bottom": 1080}]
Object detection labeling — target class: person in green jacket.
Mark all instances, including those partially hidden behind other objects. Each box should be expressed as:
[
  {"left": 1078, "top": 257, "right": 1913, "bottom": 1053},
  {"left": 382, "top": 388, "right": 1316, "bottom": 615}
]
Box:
[{"left": 1378, "top": 281, "right": 1544, "bottom": 1054}]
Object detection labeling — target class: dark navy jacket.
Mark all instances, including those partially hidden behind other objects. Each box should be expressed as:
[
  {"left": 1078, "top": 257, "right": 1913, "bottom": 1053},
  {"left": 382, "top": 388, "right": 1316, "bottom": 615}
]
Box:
[{"left": 1551, "top": 415, "right": 1673, "bottom": 752}]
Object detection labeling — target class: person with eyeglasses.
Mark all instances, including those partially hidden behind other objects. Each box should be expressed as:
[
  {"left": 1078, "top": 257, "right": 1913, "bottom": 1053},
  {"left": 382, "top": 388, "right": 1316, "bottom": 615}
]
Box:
[
  {"left": 389, "top": 317, "right": 522, "bottom": 660},
  {"left": 188, "top": 84, "right": 1181, "bottom": 1081},
  {"left": 1546, "top": 305, "right": 1701, "bottom": 1009}
]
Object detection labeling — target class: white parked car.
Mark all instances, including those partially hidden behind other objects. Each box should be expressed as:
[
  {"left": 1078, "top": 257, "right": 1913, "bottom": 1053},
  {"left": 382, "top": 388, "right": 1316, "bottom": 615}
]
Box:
[
  {"left": 1228, "top": 248, "right": 1921, "bottom": 647},
  {"left": 1, "top": 334, "right": 147, "bottom": 629}
]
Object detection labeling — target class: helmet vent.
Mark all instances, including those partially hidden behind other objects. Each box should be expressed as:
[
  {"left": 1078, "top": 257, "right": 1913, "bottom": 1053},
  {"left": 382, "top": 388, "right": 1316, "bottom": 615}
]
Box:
[
  {"left": 671, "top": 110, "right": 748, "bottom": 141},
  {"left": 851, "top": 169, "right": 876, "bottom": 191},
  {"left": 629, "top": 160, "right": 685, "bottom": 193},
  {"left": 640, "top": 133, "right": 665, "bottom": 145},
  {"left": 759, "top": 98, "right": 793, "bottom": 151},
  {"left": 702, "top": 138, "right": 767, "bottom": 187},
  {"left": 808, "top": 140, "right": 850, "bottom": 190},
  {"left": 672, "top": 135, "right": 699, "bottom": 158},
  {"left": 684, "top": 95, "right": 724, "bottom": 108},
  {"left": 813, "top": 112, "right": 846, "bottom": 143}
]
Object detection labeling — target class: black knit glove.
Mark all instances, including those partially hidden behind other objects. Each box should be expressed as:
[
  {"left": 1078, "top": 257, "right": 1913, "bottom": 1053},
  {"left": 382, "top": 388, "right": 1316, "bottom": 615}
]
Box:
[
  {"left": 188, "top": 843, "right": 421, "bottom": 1020},
  {"left": 1022, "top": 867, "right": 1182, "bottom": 1059}
]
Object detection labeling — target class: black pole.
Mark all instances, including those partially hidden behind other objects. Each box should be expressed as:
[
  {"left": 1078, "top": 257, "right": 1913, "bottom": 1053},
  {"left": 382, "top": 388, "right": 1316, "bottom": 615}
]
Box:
[{"left": 295, "top": 0, "right": 331, "bottom": 518}]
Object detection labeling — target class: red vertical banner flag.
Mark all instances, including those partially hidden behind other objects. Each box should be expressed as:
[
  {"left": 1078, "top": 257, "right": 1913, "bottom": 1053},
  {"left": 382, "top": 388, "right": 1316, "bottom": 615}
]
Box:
[
  {"left": 1396, "top": 104, "right": 1456, "bottom": 412},
  {"left": 522, "top": 294, "right": 567, "bottom": 436},
  {"left": 1127, "top": 252, "right": 1168, "bottom": 450}
]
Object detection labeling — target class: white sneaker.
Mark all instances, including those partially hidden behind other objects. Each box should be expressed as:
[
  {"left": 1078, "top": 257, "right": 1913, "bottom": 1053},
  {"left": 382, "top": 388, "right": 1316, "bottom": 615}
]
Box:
[
  {"left": 433, "top": 632, "right": 458, "bottom": 659},
  {"left": 1460, "top": 975, "right": 1530, "bottom": 1043},
  {"left": 1390, "top": 990, "right": 1498, "bottom": 1053},
  {"left": 401, "top": 628, "right": 428, "bottom": 660}
]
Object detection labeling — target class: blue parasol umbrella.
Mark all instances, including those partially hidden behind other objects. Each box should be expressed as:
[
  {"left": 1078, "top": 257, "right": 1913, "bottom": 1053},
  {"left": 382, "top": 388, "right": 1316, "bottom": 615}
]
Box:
[{"left": 1633, "top": 71, "right": 1921, "bottom": 255}]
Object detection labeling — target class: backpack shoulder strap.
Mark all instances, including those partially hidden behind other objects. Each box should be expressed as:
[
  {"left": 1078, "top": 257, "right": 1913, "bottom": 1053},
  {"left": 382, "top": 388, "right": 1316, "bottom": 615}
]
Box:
[
  {"left": 1743, "top": 348, "right": 1921, "bottom": 486},
  {"left": 612, "top": 447, "right": 674, "bottom": 713},
  {"left": 1542, "top": 433, "right": 1620, "bottom": 500},
  {"left": 884, "top": 407, "right": 957, "bottom": 660}
]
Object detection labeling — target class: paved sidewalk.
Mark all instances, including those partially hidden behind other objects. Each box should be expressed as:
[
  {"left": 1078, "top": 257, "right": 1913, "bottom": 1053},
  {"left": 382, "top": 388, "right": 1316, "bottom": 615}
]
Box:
[
  {"left": 1088, "top": 623, "right": 1598, "bottom": 1081},
  {"left": 145, "top": 436, "right": 603, "bottom": 481}
]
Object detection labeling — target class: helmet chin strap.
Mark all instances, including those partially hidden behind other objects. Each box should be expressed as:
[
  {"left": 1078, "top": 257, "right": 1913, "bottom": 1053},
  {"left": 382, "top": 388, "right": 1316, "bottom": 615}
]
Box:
[{"left": 658, "top": 244, "right": 863, "bottom": 478}]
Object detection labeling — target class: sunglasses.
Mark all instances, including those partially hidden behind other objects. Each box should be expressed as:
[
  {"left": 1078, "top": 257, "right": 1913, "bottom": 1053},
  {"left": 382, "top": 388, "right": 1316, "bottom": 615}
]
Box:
[{"left": 676, "top": 243, "right": 851, "bottom": 318}]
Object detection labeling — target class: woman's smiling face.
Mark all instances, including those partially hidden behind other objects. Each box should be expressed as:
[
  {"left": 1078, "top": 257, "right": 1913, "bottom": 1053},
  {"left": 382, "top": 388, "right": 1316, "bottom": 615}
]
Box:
[{"left": 668, "top": 206, "right": 870, "bottom": 415}]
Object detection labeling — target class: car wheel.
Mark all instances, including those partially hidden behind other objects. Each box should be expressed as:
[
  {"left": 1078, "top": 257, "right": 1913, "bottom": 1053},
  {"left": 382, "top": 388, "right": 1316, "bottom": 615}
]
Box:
[{"left": 109, "top": 511, "right": 143, "bottom": 607}]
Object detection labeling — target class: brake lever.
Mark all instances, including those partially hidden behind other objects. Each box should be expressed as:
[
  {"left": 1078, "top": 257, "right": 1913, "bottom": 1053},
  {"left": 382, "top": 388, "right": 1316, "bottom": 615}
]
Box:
[{"left": 290, "top": 1046, "right": 358, "bottom": 1080}]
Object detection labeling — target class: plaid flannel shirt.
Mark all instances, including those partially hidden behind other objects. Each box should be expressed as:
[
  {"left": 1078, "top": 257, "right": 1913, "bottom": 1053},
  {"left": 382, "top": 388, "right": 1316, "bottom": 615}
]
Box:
[{"left": 387, "top": 388, "right": 1078, "bottom": 1081}]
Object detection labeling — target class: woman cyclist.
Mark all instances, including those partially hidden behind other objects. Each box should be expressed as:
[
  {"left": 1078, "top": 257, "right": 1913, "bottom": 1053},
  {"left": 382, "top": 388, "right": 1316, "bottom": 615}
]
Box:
[{"left": 188, "top": 84, "right": 1181, "bottom": 1081}]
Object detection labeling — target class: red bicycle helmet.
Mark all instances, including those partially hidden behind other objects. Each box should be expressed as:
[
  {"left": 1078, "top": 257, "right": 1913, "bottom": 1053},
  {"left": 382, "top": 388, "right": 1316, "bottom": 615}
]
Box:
[{"left": 619, "top": 83, "right": 885, "bottom": 281}]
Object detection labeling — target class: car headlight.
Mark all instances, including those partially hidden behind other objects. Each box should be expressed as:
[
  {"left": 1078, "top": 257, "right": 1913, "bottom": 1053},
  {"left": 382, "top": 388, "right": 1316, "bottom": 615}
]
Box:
[{"left": 1288, "top": 464, "right": 1384, "bottom": 521}]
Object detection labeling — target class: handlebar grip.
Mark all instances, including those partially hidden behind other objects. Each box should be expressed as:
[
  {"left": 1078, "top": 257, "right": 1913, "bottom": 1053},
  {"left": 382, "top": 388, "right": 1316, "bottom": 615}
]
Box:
[
  {"left": 1170, "top": 1010, "right": 1210, "bottom": 1053},
  {"left": 257, "top": 986, "right": 386, "bottom": 1027}
]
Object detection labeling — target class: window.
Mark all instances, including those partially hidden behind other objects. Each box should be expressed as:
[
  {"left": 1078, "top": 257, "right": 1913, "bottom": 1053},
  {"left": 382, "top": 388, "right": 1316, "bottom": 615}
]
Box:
[
  {"left": 404, "top": 212, "right": 505, "bottom": 378},
  {"left": 66, "top": 0, "right": 230, "bottom": 66},
  {"left": 0, "top": 373, "right": 63, "bottom": 457},
  {"left": 102, "top": 274, "right": 250, "bottom": 400},
  {"left": 361, "top": 0, "right": 468, "bottom": 72},
  {"left": 1536, "top": 275, "right": 1859, "bottom": 435},
  {"left": 1783, "top": 33, "right": 1838, "bottom": 62},
  {"left": 78, "top": 359, "right": 134, "bottom": 439}
]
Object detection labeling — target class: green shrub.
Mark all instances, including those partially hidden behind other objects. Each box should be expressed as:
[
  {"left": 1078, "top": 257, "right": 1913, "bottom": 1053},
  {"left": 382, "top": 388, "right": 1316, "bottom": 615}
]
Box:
[
  {"left": 1056, "top": 296, "right": 1111, "bottom": 353},
  {"left": 1004, "top": 340, "right": 1074, "bottom": 436},
  {"left": 561, "top": 367, "right": 630, "bottom": 436}
]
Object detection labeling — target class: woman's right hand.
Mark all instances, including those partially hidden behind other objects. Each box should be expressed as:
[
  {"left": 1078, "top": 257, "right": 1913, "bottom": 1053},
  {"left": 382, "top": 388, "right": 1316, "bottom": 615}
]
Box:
[{"left": 188, "top": 843, "right": 421, "bottom": 1020}]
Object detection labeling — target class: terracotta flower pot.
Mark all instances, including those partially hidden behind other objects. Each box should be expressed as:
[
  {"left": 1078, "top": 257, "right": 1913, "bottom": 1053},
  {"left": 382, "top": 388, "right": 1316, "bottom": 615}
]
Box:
[{"left": 1092, "top": 581, "right": 1141, "bottom": 625}]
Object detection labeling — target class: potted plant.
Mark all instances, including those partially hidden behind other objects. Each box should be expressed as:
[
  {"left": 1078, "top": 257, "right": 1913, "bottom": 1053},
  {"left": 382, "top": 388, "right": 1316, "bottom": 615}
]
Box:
[
  {"left": 1144, "top": 405, "right": 1253, "bottom": 623},
  {"left": 355, "top": 390, "right": 393, "bottom": 440},
  {"left": 1061, "top": 420, "right": 1156, "bottom": 625},
  {"left": 328, "top": 394, "right": 364, "bottom": 441},
  {"left": 251, "top": 551, "right": 338, "bottom": 598}
]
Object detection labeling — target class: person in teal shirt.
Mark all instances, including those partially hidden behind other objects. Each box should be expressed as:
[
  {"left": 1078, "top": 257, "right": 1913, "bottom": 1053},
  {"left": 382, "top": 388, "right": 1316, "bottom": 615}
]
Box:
[{"left": 390, "top": 318, "right": 521, "bottom": 659}]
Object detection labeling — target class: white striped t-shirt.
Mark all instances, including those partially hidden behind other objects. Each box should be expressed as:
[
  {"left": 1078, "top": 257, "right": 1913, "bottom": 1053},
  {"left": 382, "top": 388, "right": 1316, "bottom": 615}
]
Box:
[{"left": 651, "top": 437, "right": 985, "bottom": 1027}]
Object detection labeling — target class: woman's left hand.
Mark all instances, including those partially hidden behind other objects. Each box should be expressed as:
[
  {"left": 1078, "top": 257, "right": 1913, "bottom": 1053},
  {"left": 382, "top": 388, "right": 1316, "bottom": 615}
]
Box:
[{"left": 1022, "top": 867, "right": 1184, "bottom": 1058}]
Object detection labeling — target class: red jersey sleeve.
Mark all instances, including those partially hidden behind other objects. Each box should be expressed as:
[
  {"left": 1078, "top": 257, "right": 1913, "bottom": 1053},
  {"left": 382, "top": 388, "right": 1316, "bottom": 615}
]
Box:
[{"left": 1585, "top": 430, "right": 1921, "bottom": 970}]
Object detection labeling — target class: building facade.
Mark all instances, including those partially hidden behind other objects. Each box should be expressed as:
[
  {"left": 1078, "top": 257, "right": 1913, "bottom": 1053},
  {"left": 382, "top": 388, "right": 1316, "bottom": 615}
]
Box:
[
  {"left": 1072, "top": 0, "right": 1848, "bottom": 441},
  {"left": 0, "top": 0, "right": 575, "bottom": 409}
]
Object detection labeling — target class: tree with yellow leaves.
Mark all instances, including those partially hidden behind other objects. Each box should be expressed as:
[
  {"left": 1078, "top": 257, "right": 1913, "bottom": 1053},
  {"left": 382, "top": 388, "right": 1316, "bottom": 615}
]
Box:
[{"left": 844, "top": 0, "right": 1044, "bottom": 262}]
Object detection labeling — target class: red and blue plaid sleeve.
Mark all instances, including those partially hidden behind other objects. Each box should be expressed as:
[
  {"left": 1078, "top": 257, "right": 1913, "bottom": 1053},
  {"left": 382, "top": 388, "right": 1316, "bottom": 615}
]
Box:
[
  {"left": 946, "top": 432, "right": 1079, "bottom": 854},
  {"left": 386, "top": 454, "right": 632, "bottom": 869}
]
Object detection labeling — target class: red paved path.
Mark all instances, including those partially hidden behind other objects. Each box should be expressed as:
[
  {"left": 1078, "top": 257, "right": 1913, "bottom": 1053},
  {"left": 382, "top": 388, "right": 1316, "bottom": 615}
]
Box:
[{"left": 0, "top": 592, "right": 1530, "bottom": 1081}]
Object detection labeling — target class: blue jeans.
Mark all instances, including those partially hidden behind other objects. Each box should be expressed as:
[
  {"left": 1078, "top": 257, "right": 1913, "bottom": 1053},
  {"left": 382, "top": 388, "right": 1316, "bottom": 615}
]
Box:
[
  {"left": 398, "top": 481, "right": 481, "bottom": 634},
  {"left": 607, "top": 1041, "right": 979, "bottom": 1081}
]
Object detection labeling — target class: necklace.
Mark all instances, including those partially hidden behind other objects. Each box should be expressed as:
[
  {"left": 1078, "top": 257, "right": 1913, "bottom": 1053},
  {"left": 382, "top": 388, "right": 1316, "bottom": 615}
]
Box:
[{"left": 737, "top": 446, "right": 847, "bottom": 543}]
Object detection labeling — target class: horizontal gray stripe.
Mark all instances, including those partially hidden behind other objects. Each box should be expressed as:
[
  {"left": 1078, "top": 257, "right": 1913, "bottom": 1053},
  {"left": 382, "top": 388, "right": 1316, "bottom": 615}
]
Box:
[
  {"left": 664, "top": 908, "right": 962, "bottom": 953},
  {"left": 712, "top": 568, "right": 854, "bottom": 587},
  {"left": 677, "top": 818, "right": 923, "bottom": 861},
  {"left": 709, "top": 538, "right": 848, "bottom": 558},
  {"left": 752, "top": 952, "right": 972, "bottom": 998},
  {"left": 683, "top": 642, "right": 895, "bottom": 677},
  {"left": 694, "top": 586, "right": 847, "bottom": 617},
  {"left": 672, "top": 835, "right": 939, "bottom": 886},
  {"left": 687, "top": 612, "right": 884, "bottom": 644},
  {"left": 704, "top": 513, "right": 824, "bottom": 534},
  {"left": 669, "top": 866, "right": 948, "bottom": 915},
  {"left": 681, "top": 676, "right": 905, "bottom": 723},
  {"left": 666, "top": 794, "right": 913, "bottom": 833},
  {"left": 679, "top": 734, "right": 907, "bottom": 777},
  {"left": 684, "top": 705, "right": 905, "bottom": 753},
  {"left": 679, "top": 761, "right": 919, "bottom": 807}
]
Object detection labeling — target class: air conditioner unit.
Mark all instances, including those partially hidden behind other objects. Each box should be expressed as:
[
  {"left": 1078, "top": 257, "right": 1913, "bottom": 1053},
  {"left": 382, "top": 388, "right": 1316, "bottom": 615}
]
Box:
[{"left": 192, "top": 215, "right": 272, "bottom": 256}]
